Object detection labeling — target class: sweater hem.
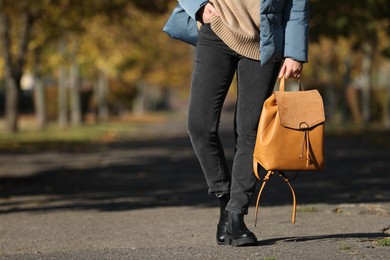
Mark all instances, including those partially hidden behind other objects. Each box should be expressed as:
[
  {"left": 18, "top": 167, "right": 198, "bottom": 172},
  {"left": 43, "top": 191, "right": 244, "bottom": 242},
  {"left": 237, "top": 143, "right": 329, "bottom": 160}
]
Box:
[{"left": 210, "top": 16, "right": 260, "bottom": 61}]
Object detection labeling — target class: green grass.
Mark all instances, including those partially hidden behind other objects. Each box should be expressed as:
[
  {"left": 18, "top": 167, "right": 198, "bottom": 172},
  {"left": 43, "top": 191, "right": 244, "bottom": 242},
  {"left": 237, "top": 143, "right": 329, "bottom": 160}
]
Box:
[
  {"left": 3, "top": 125, "right": 97, "bottom": 142},
  {"left": 378, "top": 237, "right": 390, "bottom": 246},
  {"left": 0, "top": 112, "right": 177, "bottom": 153},
  {"left": 0, "top": 122, "right": 141, "bottom": 153},
  {"left": 0, "top": 122, "right": 135, "bottom": 141}
]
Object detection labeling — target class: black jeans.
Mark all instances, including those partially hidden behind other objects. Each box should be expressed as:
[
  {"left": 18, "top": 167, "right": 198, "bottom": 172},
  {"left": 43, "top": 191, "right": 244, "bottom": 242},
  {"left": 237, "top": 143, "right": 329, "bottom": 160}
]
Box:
[{"left": 188, "top": 24, "right": 281, "bottom": 214}]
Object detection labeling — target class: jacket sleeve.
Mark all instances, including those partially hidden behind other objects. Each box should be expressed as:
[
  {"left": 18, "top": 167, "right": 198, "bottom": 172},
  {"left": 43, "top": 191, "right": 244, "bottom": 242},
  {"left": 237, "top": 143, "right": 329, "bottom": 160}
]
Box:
[
  {"left": 283, "top": 0, "right": 309, "bottom": 63},
  {"left": 179, "top": 0, "right": 209, "bottom": 20}
]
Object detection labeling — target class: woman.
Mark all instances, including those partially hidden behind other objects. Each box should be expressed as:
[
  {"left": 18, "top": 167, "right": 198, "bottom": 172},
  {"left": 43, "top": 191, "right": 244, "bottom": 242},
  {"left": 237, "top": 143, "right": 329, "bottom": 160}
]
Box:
[{"left": 180, "top": 0, "right": 309, "bottom": 246}]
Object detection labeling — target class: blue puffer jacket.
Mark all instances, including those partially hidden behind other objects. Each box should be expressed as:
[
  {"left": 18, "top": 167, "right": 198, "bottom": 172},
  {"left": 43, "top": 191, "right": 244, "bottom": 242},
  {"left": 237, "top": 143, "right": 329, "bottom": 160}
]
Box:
[{"left": 179, "top": 0, "right": 309, "bottom": 65}]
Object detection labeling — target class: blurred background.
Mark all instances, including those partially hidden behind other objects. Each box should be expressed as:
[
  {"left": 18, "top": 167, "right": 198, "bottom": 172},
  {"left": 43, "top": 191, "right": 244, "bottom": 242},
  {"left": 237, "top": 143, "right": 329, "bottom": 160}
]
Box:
[
  {"left": 0, "top": 3, "right": 389, "bottom": 256},
  {"left": 0, "top": 0, "right": 389, "bottom": 225},
  {"left": 0, "top": 0, "right": 389, "bottom": 136}
]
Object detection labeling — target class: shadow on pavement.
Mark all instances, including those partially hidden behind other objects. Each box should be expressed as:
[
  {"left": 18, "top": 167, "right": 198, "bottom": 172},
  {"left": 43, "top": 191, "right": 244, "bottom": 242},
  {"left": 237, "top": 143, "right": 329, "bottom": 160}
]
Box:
[
  {"left": 0, "top": 127, "right": 389, "bottom": 214},
  {"left": 259, "top": 232, "right": 388, "bottom": 245},
  {"left": 0, "top": 134, "right": 213, "bottom": 214}
]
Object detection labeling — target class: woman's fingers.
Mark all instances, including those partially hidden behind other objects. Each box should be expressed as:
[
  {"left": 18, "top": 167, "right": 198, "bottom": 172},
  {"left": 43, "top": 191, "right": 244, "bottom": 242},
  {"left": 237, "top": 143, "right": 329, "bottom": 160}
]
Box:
[
  {"left": 208, "top": 4, "right": 219, "bottom": 16},
  {"left": 202, "top": 3, "right": 219, "bottom": 23},
  {"left": 278, "top": 58, "right": 303, "bottom": 79}
]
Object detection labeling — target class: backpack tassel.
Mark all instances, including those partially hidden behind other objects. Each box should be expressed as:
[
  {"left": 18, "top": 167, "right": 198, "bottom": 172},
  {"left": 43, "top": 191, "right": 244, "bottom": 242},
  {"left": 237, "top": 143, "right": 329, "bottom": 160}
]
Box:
[{"left": 300, "top": 129, "right": 313, "bottom": 167}]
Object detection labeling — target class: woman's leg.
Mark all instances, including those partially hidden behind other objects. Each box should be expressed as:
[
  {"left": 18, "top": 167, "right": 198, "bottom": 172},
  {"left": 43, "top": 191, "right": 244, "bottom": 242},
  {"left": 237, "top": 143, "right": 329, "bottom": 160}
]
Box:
[
  {"left": 187, "top": 24, "right": 237, "bottom": 195},
  {"left": 226, "top": 57, "right": 281, "bottom": 214}
]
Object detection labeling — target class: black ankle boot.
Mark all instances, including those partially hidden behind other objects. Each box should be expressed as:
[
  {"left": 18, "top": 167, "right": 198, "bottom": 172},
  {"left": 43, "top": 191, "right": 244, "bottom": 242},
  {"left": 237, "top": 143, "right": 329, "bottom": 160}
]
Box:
[
  {"left": 226, "top": 211, "right": 258, "bottom": 247},
  {"left": 216, "top": 194, "right": 229, "bottom": 245}
]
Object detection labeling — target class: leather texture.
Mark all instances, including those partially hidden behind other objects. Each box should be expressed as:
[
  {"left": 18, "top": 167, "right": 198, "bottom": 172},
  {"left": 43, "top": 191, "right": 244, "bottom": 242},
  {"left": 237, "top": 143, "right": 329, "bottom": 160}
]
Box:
[
  {"left": 253, "top": 78, "right": 325, "bottom": 174},
  {"left": 226, "top": 211, "right": 258, "bottom": 247},
  {"left": 216, "top": 195, "right": 229, "bottom": 245},
  {"left": 253, "top": 78, "right": 325, "bottom": 225},
  {"left": 254, "top": 170, "right": 297, "bottom": 225},
  {"left": 274, "top": 90, "right": 325, "bottom": 130}
]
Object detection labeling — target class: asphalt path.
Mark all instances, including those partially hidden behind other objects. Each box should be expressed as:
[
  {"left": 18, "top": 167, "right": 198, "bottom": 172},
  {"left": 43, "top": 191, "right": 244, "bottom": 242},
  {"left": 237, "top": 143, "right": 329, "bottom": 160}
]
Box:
[{"left": 0, "top": 112, "right": 389, "bottom": 259}]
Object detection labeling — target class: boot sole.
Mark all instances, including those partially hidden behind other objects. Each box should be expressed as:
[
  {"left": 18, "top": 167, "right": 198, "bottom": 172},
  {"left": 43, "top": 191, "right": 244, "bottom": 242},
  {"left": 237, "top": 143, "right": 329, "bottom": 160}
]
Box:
[
  {"left": 225, "top": 236, "right": 258, "bottom": 247},
  {"left": 217, "top": 239, "right": 229, "bottom": 246}
]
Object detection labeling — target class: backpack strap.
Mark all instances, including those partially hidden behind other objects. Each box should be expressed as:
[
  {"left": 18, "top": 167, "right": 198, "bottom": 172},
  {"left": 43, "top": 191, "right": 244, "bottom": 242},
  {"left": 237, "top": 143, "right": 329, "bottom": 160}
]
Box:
[
  {"left": 278, "top": 171, "right": 297, "bottom": 224},
  {"left": 254, "top": 171, "right": 297, "bottom": 226},
  {"left": 254, "top": 170, "right": 273, "bottom": 226}
]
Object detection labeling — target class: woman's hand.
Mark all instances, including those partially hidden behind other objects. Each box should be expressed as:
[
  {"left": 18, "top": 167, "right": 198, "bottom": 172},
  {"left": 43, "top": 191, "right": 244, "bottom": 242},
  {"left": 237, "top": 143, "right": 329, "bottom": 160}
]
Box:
[
  {"left": 278, "top": 58, "right": 303, "bottom": 79},
  {"left": 199, "top": 3, "right": 219, "bottom": 24}
]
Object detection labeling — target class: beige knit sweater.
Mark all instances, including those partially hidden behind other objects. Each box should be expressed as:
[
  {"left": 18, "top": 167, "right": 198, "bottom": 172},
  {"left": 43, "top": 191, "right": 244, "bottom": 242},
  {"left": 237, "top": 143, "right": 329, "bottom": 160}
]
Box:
[{"left": 209, "top": 0, "right": 260, "bottom": 60}]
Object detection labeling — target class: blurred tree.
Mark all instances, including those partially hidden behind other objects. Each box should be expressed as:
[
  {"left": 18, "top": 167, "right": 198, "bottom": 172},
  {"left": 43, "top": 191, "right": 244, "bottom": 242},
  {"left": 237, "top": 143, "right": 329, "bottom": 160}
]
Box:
[
  {"left": 131, "top": 0, "right": 169, "bottom": 14},
  {"left": 310, "top": 0, "right": 390, "bottom": 42},
  {"left": 0, "top": 0, "right": 193, "bottom": 132},
  {"left": 76, "top": 0, "right": 193, "bottom": 114},
  {"left": 310, "top": 0, "right": 390, "bottom": 124},
  {"left": 32, "top": 47, "right": 45, "bottom": 129},
  {"left": 0, "top": 0, "right": 35, "bottom": 132}
]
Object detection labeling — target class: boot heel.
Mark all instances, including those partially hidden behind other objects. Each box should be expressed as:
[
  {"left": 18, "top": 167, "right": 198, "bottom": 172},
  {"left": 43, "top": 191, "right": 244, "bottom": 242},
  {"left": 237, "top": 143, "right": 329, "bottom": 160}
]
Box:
[{"left": 224, "top": 234, "right": 232, "bottom": 245}]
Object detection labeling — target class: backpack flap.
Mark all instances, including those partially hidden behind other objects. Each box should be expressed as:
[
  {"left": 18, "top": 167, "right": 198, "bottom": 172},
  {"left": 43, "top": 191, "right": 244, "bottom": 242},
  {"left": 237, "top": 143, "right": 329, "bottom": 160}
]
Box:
[
  {"left": 274, "top": 90, "right": 325, "bottom": 130},
  {"left": 274, "top": 89, "right": 325, "bottom": 170}
]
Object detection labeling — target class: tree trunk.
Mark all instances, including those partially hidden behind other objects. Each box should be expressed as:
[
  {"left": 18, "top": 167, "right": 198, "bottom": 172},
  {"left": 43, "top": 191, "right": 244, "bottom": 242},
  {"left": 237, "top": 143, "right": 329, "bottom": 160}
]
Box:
[
  {"left": 361, "top": 43, "right": 373, "bottom": 123},
  {"left": 387, "top": 88, "right": 390, "bottom": 129},
  {"left": 377, "top": 59, "right": 390, "bottom": 128},
  {"left": 0, "top": 7, "right": 33, "bottom": 132},
  {"left": 58, "top": 64, "right": 68, "bottom": 128},
  {"left": 96, "top": 70, "right": 109, "bottom": 121},
  {"left": 57, "top": 39, "right": 68, "bottom": 128},
  {"left": 33, "top": 48, "right": 46, "bottom": 130},
  {"left": 4, "top": 78, "right": 20, "bottom": 132},
  {"left": 345, "top": 86, "right": 362, "bottom": 127},
  {"left": 0, "top": 10, "right": 18, "bottom": 132},
  {"left": 70, "top": 56, "right": 81, "bottom": 126},
  {"left": 34, "top": 79, "right": 45, "bottom": 129},
  {"left": 133, "top": 81, "right": 146, "bottom": 115}
]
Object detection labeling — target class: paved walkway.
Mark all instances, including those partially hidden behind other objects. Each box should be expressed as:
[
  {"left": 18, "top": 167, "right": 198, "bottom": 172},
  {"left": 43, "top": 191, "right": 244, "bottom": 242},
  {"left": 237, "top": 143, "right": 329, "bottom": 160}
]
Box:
[{"left": 0, "top": 112, "right": 389, "bottom": 259}]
